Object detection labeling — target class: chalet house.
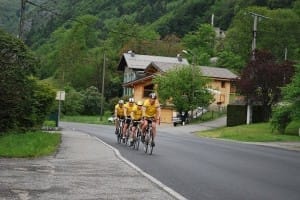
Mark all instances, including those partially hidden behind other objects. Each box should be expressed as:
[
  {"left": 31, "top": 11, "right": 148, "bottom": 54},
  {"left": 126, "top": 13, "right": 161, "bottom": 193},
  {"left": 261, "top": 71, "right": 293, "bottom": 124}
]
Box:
[{"left": 117, "top": 52, "right": 238, "bottom": 123}]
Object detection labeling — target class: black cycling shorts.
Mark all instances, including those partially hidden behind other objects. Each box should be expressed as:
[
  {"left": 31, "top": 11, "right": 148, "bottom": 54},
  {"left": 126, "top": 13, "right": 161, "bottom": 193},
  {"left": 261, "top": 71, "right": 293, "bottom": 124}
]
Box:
[{"left": 125, "top": 116, "right": 131, "bottom": 124}]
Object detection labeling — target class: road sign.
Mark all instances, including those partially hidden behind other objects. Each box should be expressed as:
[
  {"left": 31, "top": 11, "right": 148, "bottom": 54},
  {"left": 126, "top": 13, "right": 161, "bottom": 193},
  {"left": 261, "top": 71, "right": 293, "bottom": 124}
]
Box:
[{"left": 56, "top": 91, "right": 65, "bottom": 101}]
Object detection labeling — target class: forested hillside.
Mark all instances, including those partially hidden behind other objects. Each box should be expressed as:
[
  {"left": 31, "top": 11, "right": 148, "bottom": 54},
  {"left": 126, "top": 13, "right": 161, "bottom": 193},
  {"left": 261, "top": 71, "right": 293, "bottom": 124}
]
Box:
[
  {"left": 1, "top": 0, "right": 299, "bottom": 116},
  {"left": 0, "top": 0, "right": 47, "bottom": 35}
]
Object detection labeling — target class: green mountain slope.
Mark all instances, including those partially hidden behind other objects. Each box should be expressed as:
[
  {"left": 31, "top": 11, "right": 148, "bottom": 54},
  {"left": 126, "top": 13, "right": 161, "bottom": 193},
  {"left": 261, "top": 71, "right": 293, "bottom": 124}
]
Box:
[
  {"left": 0, "top": 0, "right": 48, "bottom": 35},
  {"left": 1, "top": 0, "right": 296, "bottom": 46}
]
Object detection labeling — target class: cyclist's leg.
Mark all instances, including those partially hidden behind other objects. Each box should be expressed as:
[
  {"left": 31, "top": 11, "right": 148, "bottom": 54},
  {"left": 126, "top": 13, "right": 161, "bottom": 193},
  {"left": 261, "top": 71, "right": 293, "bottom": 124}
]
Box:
[
  {"left": 151, "top": 121, "right": 157, "bottom": 146},
  {"left": 128, "top": 121, "right": 133, "bottom": 145},
  {"left": 123, "top": 121, "right": 128, "bottom": 139},
  {"left": 131, "top": 122, "right": 137, "bottom": 140},
  {"left": 115, "top": 117, "right": 119, "bottom": 134},
  {"left": 141, "top": 119, "right": 148, "bottom": 142}
]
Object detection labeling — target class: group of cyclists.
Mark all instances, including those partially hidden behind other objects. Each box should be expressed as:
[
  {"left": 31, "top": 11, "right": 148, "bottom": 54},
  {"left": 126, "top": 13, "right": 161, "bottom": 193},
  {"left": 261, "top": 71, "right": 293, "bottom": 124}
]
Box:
[{"left": 114, "top": 92, "right": 161, "bottom": 148}]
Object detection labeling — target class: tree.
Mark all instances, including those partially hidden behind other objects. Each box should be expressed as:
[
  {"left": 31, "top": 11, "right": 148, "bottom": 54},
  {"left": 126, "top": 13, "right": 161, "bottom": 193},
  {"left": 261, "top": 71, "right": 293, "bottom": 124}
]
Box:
[
  {"left": 0, "top": 29, "right": 55, "bottom": 132},
  {"left": 282, "top": 64, "right": 300, "bottom": 120},
  {"left": 237, "top": 50, "right": 295, "bottom": 121},
  {"left": 225, "top": 6, "right": 300, "bottom": 63},
  {"left": 215, "top": 50, "right": 245, "bottom": 73},
  {"left": 153, "top": 65, "right": 213, "bottom": 116},
  {"left": 62, "top": 86, "right": 84, "bottom": 115},
  {"left": 182, "top": 24, "right": 216, "bottom": 65},
  {"left": 271, "top": 64, "right": 300, "bottom": 133},
  {"left": 81, "top": 86, "right": 102, "bottom": 115}
]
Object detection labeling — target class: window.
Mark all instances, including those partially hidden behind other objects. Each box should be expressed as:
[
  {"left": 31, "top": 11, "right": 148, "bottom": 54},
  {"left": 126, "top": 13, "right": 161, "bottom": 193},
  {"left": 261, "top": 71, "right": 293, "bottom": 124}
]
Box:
[
  {"left": 221, "top": 81, "right": 226, "bottom": 88},
  {"left": 143, "top": 84, "right": 154, "bottom": 97}
]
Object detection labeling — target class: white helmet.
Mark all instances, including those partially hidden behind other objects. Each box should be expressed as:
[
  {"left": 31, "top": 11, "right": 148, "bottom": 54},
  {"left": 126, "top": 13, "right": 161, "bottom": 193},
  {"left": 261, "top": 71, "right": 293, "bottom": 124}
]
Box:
[
  {"left": 128, "top": 97, "right": 134, "bottom": 103},
  {"left": 118, "top": 99, "right": 124, "bottom": 104}
]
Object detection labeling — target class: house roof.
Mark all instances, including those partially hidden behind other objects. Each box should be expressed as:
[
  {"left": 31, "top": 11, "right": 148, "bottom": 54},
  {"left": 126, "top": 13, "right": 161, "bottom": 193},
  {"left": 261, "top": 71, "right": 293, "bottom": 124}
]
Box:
[
  {"left": 145, "top": 61, "right": 188, "bottom": 73},
  {"left": 117, "top": 52, "right": 189, "bottom": 71},
  {"left": 145, "top": 63, "right": 238, "bottom": 80},
  {"left": 200, "top": 66, "right": 238, "bottom": 80}
]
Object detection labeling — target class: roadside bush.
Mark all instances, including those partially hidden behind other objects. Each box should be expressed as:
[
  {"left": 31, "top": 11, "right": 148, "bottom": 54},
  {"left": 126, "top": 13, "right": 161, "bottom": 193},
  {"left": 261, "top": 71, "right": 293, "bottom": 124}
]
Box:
[
  {"left": 81, "top": 86, "right": 102, "bottom": 115},
  {"left": 271, "top": 103, "right": 293, "bottom": 134},
  {"left": 62, "top": 86, "right": 84, "bottom": 115},
  {"left": 0, "top": 30, "right": 55, "bottom": 132}
]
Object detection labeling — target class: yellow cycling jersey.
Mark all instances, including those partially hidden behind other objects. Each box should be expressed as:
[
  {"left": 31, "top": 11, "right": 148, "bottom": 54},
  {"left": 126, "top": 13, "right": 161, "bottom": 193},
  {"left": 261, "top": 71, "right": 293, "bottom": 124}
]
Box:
[
  {"left": 124, "top": 103, "right": 136, "bottom": 116},
  {"left": 115, "top": 104, "right": 125, "bottom": 117},
  {"left": 131, "top": 106, "right": 143, "bottom": 120},
  {"left": 143, "top": 99, "right": 160, "bottom": 118}
]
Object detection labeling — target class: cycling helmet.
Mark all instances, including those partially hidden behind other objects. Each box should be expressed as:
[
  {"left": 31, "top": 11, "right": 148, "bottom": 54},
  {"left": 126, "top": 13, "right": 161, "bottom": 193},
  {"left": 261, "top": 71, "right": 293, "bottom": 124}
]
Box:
[
  {"left": 149, "top": 93, "right": 157, "bottom": 99},
  {"left": 118, "top": 99, "right": 124, "bottom": 104},
  {"left": 137, "top": 101, "right": 143, "bottom": 106},
  {"left": 128, "top": 97, "right": 135, "bottom": 103}
]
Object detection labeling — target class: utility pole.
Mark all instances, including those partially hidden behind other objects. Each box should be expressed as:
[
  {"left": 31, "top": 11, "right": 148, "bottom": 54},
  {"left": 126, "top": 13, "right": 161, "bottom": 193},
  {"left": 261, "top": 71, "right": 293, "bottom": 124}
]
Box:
[
  {"left": 249, "top": 12, "right": 271, "bottom": 60},
  {"left": 247, "top": 12, "right": 271, "bottom": 125},
  {"left": 100, "top": 53, "right": 106, "bottom": 121},
  {"left": 284, "top": 47, "right": 288, "bottom": 61},
  {"left": 19, "top": 0, "right": 26, "bottom": 39}
]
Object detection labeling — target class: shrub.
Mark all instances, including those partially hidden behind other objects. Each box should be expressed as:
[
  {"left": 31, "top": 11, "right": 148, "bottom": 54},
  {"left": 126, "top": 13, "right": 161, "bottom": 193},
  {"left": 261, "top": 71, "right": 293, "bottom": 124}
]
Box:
[{"left": 271, "top": 103, "right": 293, "bottom": 134}]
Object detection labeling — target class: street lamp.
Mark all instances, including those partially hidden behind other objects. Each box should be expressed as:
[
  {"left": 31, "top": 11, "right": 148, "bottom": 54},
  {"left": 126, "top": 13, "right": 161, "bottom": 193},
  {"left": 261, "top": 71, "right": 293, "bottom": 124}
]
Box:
[{"left": 182, "top": 49, "right": 196, "bottom": 120}]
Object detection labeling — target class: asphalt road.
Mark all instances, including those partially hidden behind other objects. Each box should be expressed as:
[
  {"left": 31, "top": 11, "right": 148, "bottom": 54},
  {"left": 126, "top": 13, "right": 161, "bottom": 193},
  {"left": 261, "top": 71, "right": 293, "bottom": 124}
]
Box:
[{"left": 61, "top": 121, "right": 300, "bottom": 200}]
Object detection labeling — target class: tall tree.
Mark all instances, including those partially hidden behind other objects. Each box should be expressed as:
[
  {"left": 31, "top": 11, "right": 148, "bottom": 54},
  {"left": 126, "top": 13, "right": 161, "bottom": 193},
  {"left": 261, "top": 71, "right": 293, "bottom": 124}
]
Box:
[
  {"left": 215, "top": 50, "right": 245, "bottom": 72},
  {"left": 153, "top": 65, "right": 213, "bottom": 116},
  {"left": 182, "top": 24, "right": 216, "bottom": 65},
  {"left": 36, "top": 15, "right": 99, "bottom": 89},
  {"left": 237, "top": 50, "right": 295, "bottom": 121},
  {"left": 0, "top": 29, "right": 55, "bottom": 132}
]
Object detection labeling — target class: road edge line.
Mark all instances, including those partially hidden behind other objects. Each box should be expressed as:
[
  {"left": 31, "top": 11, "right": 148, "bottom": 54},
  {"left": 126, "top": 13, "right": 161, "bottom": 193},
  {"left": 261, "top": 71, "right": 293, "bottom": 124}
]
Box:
[{"left": 94, "top": 136, "right": 187, "bottom": 200}]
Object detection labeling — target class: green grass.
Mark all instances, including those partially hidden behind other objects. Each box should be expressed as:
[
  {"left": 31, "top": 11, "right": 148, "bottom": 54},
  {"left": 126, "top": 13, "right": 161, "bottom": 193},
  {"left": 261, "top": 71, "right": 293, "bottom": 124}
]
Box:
[
  {"left": 0, "top": 131, "right": 61, "bottom": 158},
  {"left": 191, "top": 111, "right": 226, "bottom": 123},
  {"left": 198, "top": 121, "right": 300, "bottom": 142},
  {"left": 61, "top": 115, "right": 113, "bottom": 125}
]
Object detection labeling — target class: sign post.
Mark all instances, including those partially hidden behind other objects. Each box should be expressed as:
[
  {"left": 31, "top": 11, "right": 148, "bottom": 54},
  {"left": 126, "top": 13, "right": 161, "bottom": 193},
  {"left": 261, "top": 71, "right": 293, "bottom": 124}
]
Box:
[{"left": 56, "top": 91, "right": 65, "bottom": 127}]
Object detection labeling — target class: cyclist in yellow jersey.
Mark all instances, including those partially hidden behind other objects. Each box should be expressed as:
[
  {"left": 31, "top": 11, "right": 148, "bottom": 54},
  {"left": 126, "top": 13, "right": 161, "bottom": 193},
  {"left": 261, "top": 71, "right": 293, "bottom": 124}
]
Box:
[
  {"left": 129, "top": 100, "right": 144, "bottom": 145},
  {"left": 123, "top": 98, "right": 136, "bottom": 141},
  {"left": 141, "top": 93, "right": 161, "bottom": 146},
  {"left": 114, "top": 99, "right": 125, "bottom": 134}
]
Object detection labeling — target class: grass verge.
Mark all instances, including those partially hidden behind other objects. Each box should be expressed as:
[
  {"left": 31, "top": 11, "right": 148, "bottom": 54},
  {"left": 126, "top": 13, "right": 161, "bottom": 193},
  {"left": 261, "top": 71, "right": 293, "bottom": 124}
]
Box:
[
  {"left": 198, "top": 121, "right": 300, "bottom": 142},
  {"left": 61, "top": 115, "right": 113, "bottom": 125},
  {"left": 0, "top": 131, "right": 61, "bottom": 158}
]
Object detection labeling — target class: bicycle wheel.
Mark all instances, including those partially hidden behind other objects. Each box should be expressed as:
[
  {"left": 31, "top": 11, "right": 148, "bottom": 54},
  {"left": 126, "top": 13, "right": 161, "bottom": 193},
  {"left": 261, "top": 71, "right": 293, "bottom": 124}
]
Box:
[
  {"left": 135, "top": 132, "right": 140, "bottom": 151},
  {"left": 144, "top": 142, "right": 148, "bottom": 153},
  {"left": 144, "top": 134, "right": 150, "bottom": 153},
  {"left": 149, "top": 137, "right": 154, "bottom": 155},
  {"left": 117, "top": 128, "right": 122, "bottom": 144}
]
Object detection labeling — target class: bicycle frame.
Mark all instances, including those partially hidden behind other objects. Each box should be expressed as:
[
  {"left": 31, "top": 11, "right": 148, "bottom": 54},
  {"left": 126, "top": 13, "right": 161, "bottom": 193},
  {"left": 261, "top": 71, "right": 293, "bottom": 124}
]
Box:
[
  {"left": 116, "top": 118, "right": 125, "bottom": 143},
  {"left": 144, "top": 118, "right": 154, "bottom": 155},
  {"left": 132, "top": 120, "right": 142, "bottom": 150}
]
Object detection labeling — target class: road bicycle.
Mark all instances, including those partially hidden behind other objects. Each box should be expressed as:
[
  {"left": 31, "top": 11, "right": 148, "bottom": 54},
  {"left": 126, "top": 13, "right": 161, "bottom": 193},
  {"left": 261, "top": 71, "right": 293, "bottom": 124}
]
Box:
[
  {"left": 116, "top": 118, "right": 125, "bottom": 144},
  {"left": 124, "top": 118, "right": 133, "bottom": 145},
  {"left": 143, "top": 118, "right": 155, "bottom": 155},
  {"left": 131, "top": 120, "right": 142, "bottom": 150}
]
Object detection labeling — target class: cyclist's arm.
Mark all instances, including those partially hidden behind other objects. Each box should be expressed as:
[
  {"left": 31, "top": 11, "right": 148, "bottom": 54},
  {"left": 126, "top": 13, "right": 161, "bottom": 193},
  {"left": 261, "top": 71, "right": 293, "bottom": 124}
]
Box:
[
  {"left": 156, "top": 102, "right": 161, "bottom": 123},
  {"left": 142, "top": 105, "right": 146, "bottom": 119},
  {"left": 123, "top": 106, "right": 128, "bottom": 118},
  {"left": 114, "top": 106, "right": 118, "bottom": 118},
  {"left": 130, "top": 110, "right": 134, "bottom": 120}
]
